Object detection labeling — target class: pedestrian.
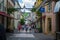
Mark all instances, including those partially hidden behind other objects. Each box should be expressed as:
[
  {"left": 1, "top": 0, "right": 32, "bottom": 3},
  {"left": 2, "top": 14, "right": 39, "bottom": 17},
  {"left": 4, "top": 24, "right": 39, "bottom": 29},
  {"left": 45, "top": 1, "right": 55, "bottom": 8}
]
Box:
[
  {"left": 28, "top": 25, "right": 31, "bottom": 31},
  {"left": 18, "top": 23, "right": 22, "bottom": 32},
  {"left": 22, "top": 25, "right": 24, "bottom": 30},
  {"left": 25, "top": 25, "right": 28, "bottom": 32},
  {"left": 0, "top": 21, "right": 6, "bottom": 40}
]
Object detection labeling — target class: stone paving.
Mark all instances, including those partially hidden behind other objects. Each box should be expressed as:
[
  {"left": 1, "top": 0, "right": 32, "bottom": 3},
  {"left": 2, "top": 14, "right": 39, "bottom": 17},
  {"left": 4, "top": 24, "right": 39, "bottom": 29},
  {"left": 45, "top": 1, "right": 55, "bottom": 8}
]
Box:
[
  {"left": 6, "top": 29, "right": 55, "bottom": 40},
  {"left": 34, "top": 33, "right": 55, "bottom": 40}
]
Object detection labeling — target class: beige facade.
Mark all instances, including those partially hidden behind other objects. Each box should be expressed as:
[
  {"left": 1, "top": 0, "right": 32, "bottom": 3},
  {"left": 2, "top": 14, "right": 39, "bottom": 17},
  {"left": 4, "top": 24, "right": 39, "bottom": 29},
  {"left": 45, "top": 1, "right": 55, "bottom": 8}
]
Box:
[
  {"left": 6, "top": 0, "right": 15, "bottom": 31},
  {"left": 7, "top": 0, "right": 15, "bottom": 8},
  {"left": 42, "top": 1, "right": 56, "bottom": 35}
]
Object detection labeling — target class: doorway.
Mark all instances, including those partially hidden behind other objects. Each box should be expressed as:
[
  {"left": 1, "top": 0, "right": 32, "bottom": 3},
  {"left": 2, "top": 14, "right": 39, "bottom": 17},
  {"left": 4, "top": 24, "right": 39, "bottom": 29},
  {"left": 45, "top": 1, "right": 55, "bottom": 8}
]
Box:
[{"left": 48, "top": 18, "right": 52, "bottom": 33}]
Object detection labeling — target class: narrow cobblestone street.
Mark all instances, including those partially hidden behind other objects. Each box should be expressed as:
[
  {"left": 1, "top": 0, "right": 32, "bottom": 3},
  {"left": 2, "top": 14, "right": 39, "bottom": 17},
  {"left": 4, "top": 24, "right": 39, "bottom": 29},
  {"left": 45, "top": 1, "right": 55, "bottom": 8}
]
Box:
[
  {"left": 0, "top": 0, "right": 60, "bottom": 40},
  {"left": 6, "top": 29, "right": 55, "bottom": 40}
]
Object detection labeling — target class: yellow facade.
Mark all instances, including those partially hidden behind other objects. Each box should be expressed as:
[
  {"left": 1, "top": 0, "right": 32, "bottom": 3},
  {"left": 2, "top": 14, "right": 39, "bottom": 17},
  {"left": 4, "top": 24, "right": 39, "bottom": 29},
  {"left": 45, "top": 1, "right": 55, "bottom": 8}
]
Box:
[{"left": 34, "top": 0, "right": 42, "bottom": 8}]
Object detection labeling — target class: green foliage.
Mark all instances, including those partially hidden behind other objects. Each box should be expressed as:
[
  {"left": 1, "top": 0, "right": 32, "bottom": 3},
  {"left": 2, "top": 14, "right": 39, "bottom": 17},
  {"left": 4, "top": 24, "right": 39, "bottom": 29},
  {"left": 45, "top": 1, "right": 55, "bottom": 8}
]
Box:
[
  {"left": 23, "top": 12, "right": 29, "bottom": 18},
  {"left": 36, "top": 10, "right": 41, "bottom": 17},
  {"left": 31, "top": 8, "right": 36, "bottom": 12},
  {"left": 31, "top": 7, "right": 41, "bottom": 17},
  {"left": 7, "top": 8, "right": 17, "bottom": 14},
  {"left": 20, "top": 18, "right": 25, "bottom": 25}
]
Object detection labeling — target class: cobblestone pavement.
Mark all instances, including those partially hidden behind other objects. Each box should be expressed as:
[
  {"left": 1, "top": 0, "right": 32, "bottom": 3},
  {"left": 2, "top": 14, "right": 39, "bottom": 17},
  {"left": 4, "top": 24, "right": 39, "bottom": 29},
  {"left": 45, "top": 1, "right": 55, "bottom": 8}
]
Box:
[{"left": 6, "top": 29, "right": 55, "bottom": 40}]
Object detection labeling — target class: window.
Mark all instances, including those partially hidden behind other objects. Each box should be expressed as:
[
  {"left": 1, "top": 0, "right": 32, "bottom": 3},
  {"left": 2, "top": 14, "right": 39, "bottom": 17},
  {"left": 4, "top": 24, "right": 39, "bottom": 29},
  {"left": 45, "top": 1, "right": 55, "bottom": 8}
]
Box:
[
  {"left": 0, "top": 0, "right": 5, "bottom": 11},
  {"left": 48, "top": 2, "right": 52, "bottom": 12}
]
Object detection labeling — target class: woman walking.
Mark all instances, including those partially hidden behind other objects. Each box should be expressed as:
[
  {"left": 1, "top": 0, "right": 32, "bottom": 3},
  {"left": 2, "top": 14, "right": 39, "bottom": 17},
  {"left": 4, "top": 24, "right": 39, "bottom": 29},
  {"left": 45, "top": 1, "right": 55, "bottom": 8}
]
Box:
[{"left": 18, "top": 23, "right": 22, "bottom": 32}]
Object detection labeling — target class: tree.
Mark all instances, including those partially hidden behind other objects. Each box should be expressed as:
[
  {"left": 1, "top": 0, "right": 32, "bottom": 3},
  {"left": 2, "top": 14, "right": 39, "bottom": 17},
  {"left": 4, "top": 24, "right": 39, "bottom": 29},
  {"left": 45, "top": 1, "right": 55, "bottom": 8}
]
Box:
[
  {"left": 20, "top": 18, "right": 25, "bottom": 25},
  {"left": 36, "top": 10, "right": 42, "bottom": 17},
  {"left": 31, "top": 7, "right": 41, "bottom": 17},
  {"left": 31, "top": 8, "right": 36, "bottom": 12}
]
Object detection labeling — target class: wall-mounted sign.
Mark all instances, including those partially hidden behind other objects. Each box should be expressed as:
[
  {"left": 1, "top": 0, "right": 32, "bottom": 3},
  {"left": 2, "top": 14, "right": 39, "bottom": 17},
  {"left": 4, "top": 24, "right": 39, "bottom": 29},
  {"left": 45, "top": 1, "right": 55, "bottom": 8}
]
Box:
[{"left": 39, "top": 7, "right": 45, "bottom": 13}]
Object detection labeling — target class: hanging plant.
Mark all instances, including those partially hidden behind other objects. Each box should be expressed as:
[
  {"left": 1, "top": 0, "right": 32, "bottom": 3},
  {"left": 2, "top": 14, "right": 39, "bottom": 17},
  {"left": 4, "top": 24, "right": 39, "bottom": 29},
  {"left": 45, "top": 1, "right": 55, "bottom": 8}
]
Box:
[{"left": 7, "top": 7, "right": 17, "bottom": 14}]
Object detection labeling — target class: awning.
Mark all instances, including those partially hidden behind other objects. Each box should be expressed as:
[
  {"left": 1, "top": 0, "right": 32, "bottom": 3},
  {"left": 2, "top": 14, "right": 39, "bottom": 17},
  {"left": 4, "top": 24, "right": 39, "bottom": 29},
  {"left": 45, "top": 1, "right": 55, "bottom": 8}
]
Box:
[
  {"left": 0, "top": 11, "right": 16, "bottom": 19},
  {"left": 0, "top": 11, "right": 8, "bottom": 17}
]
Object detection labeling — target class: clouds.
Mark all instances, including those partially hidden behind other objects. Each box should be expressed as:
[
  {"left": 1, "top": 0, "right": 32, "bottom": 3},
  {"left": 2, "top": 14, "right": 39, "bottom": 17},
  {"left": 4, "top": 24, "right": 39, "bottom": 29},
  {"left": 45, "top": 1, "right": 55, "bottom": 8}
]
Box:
[
  {"left": 18, "top": 0, "right": 36, "bottom": 12},
  {"left": 19, "top": 0, "right": 36, "bottom": 8},
  {"left": 21, "top": 9, "right": 31, "bottom": 12}
]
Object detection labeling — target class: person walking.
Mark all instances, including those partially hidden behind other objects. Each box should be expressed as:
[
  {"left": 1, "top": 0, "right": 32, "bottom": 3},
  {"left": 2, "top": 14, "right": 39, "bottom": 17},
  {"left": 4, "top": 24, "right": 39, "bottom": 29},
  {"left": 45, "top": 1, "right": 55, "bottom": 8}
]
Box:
[
  {"left": 22, "top": 25, "right": 24, "bottom": 30},
  {"left": 18, "top": 23, "right": 22, "bottom": 32},
  {"left": 25, "top": 25, "right": 28, "bottom": 32}
]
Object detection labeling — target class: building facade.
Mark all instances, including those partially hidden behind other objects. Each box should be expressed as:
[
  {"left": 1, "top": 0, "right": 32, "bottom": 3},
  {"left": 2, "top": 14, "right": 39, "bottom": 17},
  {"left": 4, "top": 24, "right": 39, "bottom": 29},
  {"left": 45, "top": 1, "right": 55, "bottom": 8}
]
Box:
[
  {"left": 34, "top": 0, "right": 42, "bottom": 8},
  {"left": 0, "top": 0, "right": 7, "bottom": 29},
  {"left": 42, "top": 0, "right": 56, "bottom": 34},
  {"left": 14, "top": 0, "right": 21, "bottom": 29},
  {"left": 6, "top": 0, "right": 15, "bottom": 32}
]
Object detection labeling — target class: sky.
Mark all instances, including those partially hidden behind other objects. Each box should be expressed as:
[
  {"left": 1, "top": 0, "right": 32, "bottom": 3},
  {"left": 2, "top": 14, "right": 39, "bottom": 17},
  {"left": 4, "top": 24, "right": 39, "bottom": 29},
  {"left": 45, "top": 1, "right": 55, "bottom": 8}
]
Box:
[
  {"left": 18, "top": 0, "right": 36, "bottom": 8},
  {"left": 18, "top": 0, "right": 36, "bottom": 12}
]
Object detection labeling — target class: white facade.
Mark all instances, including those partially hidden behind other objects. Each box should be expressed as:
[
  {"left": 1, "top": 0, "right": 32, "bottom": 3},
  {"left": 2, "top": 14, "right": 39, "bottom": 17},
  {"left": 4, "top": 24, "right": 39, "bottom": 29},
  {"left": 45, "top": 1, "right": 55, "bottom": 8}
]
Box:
[
  {"left": 14, "top": 1, "right": 21, "bottom": 29},
  {"left": 14, "top": 11, "right": 21, "bottom": 29},
  {"left": 30, "top": 12, "right": 36, "bottom": 22}
]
